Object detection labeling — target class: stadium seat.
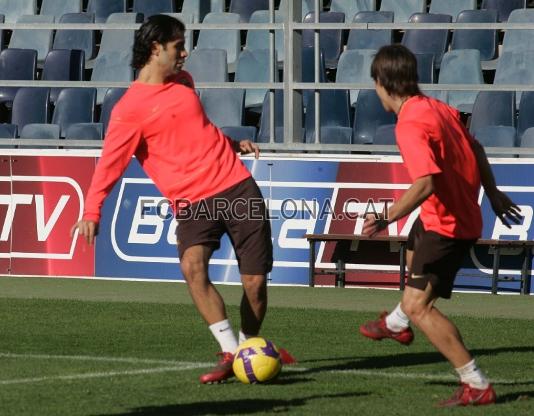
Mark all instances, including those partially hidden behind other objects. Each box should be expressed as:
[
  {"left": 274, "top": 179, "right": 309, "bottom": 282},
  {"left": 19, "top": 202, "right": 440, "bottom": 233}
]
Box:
[
  {"left": 373, "top": 124, "right": 396, "bottom": 145},
  {"left": 473, "top": 126, "right": 517, "bottom": 157},
  {"left": 53, "top": 13, "right": 96, "bottom": 62},
  {"left": 469, "top": 91, "right": 516, "bottom": 134},
  {"left": 517, "top": 91, "right": 534, "bottom": 141},
  {"left": 335, "top": 49, "right": 375, "bottom": 107},
  {"left": 9, "top": 15, "right": 54, "bottom": 61},
  {"left": 229, "top": 0, "right": 269, "bottom": 23},
  {"left": 10, "top": 87, "right": 51, "bottom": 133},
  {"left": 438, "top": 50, "right": 483, "bottom": 113},
  {"left": 98, "top": 12, "right": 143, "bottom": 57},
  {"left": 0, "top": 48, "right": 37, "bottom": 104},
  {"left": 415, "top": 53, "right": 435, "bottom": 84},
  {"left": 402, "top": 13, "right": 452, "bottom": 67},
  {"left": 196, "top": 12, "right": 241, "bottom": 72},
  {"left": 235, "top": 49, "right": 278, "bottom": 110},
  {"left": 305, "top": 89, "right": 352, "bottom": 144},
  {"left": 494, "top": 51, "right": 534, "bottom": 107},
  {"left": 42, "top": 49, "right": 85, "bottom": 103},
  {"left": 39, "top": 0, "right": 82, "bottom": 20},
  {"left": 133, "top": 0, "right": 175, "bottom": 19},
  {"left": 346, "top": 11, "right": 393, "bottom": 51},
  {"left": 86, "top": 0, "right": 126, "bottom": 24},
  {"left": 19, "top": 124, "right": 60, "bottom": 148},
  {"left": 302, "top": 11, "right": 345, "bottom": 69},
  {"left": 257, "top": 90, "right": 294, "bottom": 143},
  {"left": 379, "top": 0, "right": 426, "bottom": 23},
  {"left": 64, "top": 123, "right": 103, "bottom": 141},
  {"left": 0, "top": 0, "right": 36, "bottom": 23},
  {"left": 200, "top": 88, "right": 246, "bottom": 129},
  {"left": 181, "top": 0, "right": 212, "bottom": 23},
  {"left": 519, "top": 127, "right": 534, "bottom": 157},
  {"left": 353, "top": 89, "right": 396, "bottom": 144},
  {"left": 450, "top": 10, "right": 498, "bottom": 63},
  {"left": 301, "top": 47, "right": 327, "bottom": 109},
  {"left": 481, "top": 0, "right": 526, "bottom": 22},
  {"left": 0, "top": 14, "right": 4, "bottom": 52},
  {"left": 246, "top": 10, "right": 285, "bottom": 65},
  {"left": 100, "top": 88, "right": 127, "bottom": 134},
  {"left": 277, "top": 0, "right": 324, "bottom": 19},
  {"left": 91, "top": 51, "right": 134, "bottom": 104},
  {"left": 51, "top": 88, "right": 96, "bottom": 136},
  {"left": 221, "top": 126, "right": 257, "bottom": 142},
  {"left": 500, "top": 9, "right": 534, "bottom": 55},
  {"left": 429, "top": 0, "right": 476, "bottom": 21},
  {"left": 330, "top": 0, "right": 376, "bottom": 22},
  {"left": 183, "top": 49, "right": 228, "bottom": 83},
  {"left": 0, "top": 124, "right": 17, "bottom": 144},
  {"left": 163, "top": 13, "right": 193, "bottom": 53}
]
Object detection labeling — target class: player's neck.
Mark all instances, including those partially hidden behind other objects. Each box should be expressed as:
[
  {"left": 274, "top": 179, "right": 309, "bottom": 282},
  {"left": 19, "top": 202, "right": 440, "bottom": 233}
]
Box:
[
  {"left": 392, "top": 95, "right": 411, "bottom": 115},
  {"left": 137, "top": 65, "right": 170, "bottom": 85}
]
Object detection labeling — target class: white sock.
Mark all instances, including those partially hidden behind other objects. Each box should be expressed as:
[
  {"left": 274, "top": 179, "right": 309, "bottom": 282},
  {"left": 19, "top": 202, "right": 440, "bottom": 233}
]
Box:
[
  {"left": 456, "top": 359, "right": 490, "bottom": 390},
  {"left": 238, "top": 330, "right": 254, "bottom": 345},
  {"left": 385, "top": 303, "right": 410, "bottom": 332},
  {"left": 209, "top": 319, "right": 238, "bottom": 353}
]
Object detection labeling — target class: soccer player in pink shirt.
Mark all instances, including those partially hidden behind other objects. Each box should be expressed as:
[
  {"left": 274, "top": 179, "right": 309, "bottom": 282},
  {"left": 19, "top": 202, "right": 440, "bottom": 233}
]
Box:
[
  {"left": 71, "top": 15, "right": 293, "bottom": 384},
  {"left": 359, "top": 45, "right": 522, "bottom": 407}
]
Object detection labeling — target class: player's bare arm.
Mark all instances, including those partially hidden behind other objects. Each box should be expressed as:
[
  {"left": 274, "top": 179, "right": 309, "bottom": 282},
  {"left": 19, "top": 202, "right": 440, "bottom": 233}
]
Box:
[
  {"left": 70, "top": 220, "right": 98, "bottom": 245},
  {"left": 470, "top": 139, "right": 522, "bottom": 227},
  {"left": 363, "top": 175, "right": 434, "bottom": 237}
]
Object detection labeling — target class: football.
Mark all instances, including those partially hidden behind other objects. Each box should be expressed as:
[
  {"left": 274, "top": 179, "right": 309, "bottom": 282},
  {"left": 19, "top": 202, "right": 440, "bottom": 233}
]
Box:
[{"left": 232, "top": 337, "right": 282, "bottom": 384}]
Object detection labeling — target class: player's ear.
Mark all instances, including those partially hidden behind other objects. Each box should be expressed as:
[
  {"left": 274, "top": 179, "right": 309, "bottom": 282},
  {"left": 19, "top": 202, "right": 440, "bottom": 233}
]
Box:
[{"left": 151, "top": 41, "right": 161, "bottom": 56}]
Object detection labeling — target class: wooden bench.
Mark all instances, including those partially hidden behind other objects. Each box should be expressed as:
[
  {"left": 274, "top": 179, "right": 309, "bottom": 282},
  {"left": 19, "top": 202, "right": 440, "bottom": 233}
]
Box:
[{"left": 304, "top": 234, "right": 534, "bottom": 295}]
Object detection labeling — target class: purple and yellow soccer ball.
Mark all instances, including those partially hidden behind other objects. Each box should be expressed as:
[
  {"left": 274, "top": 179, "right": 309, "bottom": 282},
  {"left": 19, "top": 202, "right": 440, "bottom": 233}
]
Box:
[{"left": 232, "top": 337, "right": 282, "bottom": 384}]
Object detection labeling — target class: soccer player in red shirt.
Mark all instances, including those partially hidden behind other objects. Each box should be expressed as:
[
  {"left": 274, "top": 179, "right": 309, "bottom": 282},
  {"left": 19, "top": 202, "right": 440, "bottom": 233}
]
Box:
[
  {"left": 359, "top": 45, "right": 522, "bottom": 407},
  {"left": 71, "top": 15, "right": 293, "bottom": 384}
]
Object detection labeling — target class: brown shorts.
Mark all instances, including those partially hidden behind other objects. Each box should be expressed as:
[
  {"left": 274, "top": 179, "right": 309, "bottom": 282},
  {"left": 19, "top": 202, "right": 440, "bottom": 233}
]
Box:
[
  {"left": 406, "top": 217, "right": 475, "bottom": 299},
  {"left": 176, "top": 177, "right": 273, "bottom": 275}
]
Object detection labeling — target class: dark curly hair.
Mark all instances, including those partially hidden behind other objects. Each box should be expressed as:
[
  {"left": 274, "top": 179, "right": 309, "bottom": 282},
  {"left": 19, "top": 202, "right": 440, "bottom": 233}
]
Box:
[
  {"left": 370, "top": 44, "right": 422, "bottom": 98},
  {"left": 131, "top": 14, "right": 185, "bottom": 70}
]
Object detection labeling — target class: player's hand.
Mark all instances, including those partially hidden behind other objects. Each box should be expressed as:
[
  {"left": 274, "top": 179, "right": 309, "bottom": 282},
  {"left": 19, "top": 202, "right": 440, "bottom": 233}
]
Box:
[
  {"left": 487, "top": 189, "right": 522, "bottom": 228},
  {"left": 237, "top": 140, "right": 260, "bottom": 159},
  {"left": 70, "top": 220, "right": 99, "bottom": 245},
  {"left": 362, "top": 214, "right": 389, "bottom": 237}
]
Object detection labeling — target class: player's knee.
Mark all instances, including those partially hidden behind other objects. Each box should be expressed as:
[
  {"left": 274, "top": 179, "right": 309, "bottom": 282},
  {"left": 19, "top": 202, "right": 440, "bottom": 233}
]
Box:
[
  {"left": 242, "top": 276, "right": 267, "bottom": 300},
  {"left": 180, "top": 256, "right": 207, "bottom": 283}
]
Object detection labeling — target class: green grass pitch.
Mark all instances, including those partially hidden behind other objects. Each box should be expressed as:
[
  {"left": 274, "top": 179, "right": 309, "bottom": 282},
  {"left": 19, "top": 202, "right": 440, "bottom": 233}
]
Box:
[{"left": 1, "top": 277, "right": 533, "bottom": 415}]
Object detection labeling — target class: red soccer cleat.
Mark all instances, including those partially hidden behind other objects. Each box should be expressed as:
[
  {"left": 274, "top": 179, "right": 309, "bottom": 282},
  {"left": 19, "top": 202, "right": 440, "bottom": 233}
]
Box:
[
  {"left": 359, "top": 312, "right": 414, "bottom": 345},
  {"left": 278, "top": 347, "right": 297, "bottom": 365},
  {"left": 199, "top": 352, "right": 235, "bottom": 384},
  {"left": 437, "top": 383, "right": 496, "bottom": 407}
]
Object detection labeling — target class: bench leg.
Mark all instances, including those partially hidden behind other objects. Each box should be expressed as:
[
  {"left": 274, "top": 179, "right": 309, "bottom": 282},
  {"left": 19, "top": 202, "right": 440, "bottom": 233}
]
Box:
[
  {"left": 521, "top": 246, "right": 532, "bottom": 295},
  {"left": 336, "top": 259, "right": 345, "bottom": 288},
  {"left": 399, "top": 242, "right": 406, "bottom": 291},
  {"left": 491, "top": 245, "right": 500, "bottom": 295},
  {"left": 309, "top": 240, "right": 316, "bottom": 288}
]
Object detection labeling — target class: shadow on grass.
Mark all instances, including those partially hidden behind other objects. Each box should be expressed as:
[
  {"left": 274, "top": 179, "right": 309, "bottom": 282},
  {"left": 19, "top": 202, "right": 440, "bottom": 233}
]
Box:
[
  {"left": 97, "top": 392, "right": 369, "bottom": 416},
  {"left": 497, "top": 390, "right": 534, "bottom": 404}
]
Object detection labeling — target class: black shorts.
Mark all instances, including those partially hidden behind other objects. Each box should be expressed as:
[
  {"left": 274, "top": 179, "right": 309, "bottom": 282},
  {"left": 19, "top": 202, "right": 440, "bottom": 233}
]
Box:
[
  {"left": 406, "top": 217, "right": 476, "bottom": 299},
  {"left": 176, "top": 177, "right": 273, "bottom": 275}
]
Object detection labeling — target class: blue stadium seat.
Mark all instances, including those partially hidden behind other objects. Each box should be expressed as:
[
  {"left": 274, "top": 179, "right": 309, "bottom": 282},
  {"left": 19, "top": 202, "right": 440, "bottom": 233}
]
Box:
[
  {"left": 429, "top": 0, "right": 476, "bottom": 21},
  {"left": 246, "top": 10, "right": 285, "bottom": 65},
  {"left": 51, "top": 88, "right": 96, "bottom": 136},
  {"left": 53, "top": 13, "right": 96, "bottom": 62},
  {"left": 257, "top": 90, "right": 294, "bottom": 143},
  {"left": 379, "top": 0, "right": 426, "bottom": 23},
  {"left": 353, "top": 89, "right": 396, "bottom": 144},
  {"left": 86, "top": 0, "right": 126, "bottom": 24},
  {"left": 301, "top": 47, "right": 326, "bottom": 108},
  {"left": 91, "top": 51, "right": 134, "bottom": 104},
  {"left": 100, "top": 88, "right": 127, "bottom": 135},
  {"left": 346, "top": 11, "right": 393, "bottom": 51},
  {"left": 499, "top": 9, "right": 534, "bottom": 55},
  {"left": 473, "top": 126, "right": 517, "bottom": 157},
  {"left": 42, "top": 49, "right": 85, "bottom": 103},
  {"left": 402, "top": 13, "right": 452, "bottom": 67},
  {"left": 0, "top": 0, "right": 36, "bottom": 23},
  {"left": 235, "top": 49, "right": 278, "bottom": 110},
  {"left": 373, "top": 124, "right": 397, "bottom": 145},
  {"left": 39, "top": 0, "right": 82, "bottom": 20},
  {"left": 221, "top": 126, "right": 258, "bottom": 142},
  {"left": 469, "top": 91, "right": 516, "bottom": 134},
  {"left": 0, "top": 48, "right": 37, "bottom": 104},
  {"left": 438, "top": 50, "right": 483, "bottom": 113},
  {"left": 302, "top": 11, "right": 345, "bottom": 69},
  {"left": 20, "top": 123, "right": 60, "bottom": 148},
  {"left": 181, "top": 0, "right": 212, "bottom": 23},
  {"left": 200, "top": 88, "right": 246, "bottom": 129},
  {"left": 229, "top": 0, "right": 269, "bottom": 23},
  {"left": 0, "top": 124, "right": 17, "bottom": 143},
  {"left": 336, "top": 49, "right": 375, "bottom": 107},
  {"left": 183, "top": 49, "right": 228, "bottom": 83},
  {"left": 450, "top": 10, "right": 498, "bottom": 62},
  {"left": 517, "top": 91, "right": 534, "bottom": 141},
  {"left": 519, "top": 127, "right": 534, "bottom": 157},
  {"left": 196, "top": 12, "right": 241, "bottom": 72},
  {"left": 494, "top": 51, "right": 534, "bottom": 107},
  {"left": 11, "top": 87, "right": 50, "bottom": 132},
  {"left": 64, "top": 123, "right": 103, "bottom": 141},
  {"left": 481, "top": 0, "right": 526, "bottom": 22},
  {"left": 133, "top": 0, "right": 175, "bottom": 19},
  {"left": 415, "top": 53, "right": 435, "bottom": 84},
  {"left": 305, "top": 89, "right": 352, "bottom": 144},
  {"left": 97, "top": 12, "right": 142, "bottom": 57},
  {"left": 9, "top": 15, "right": 54, "bottom": 61},
  {"left": 0, "top": 14, "right": 4, "bottom": 52},
  {"left": 330, "top": 0, "right": 376, "bottom": 22},
  {"left": 163, "top": 13, "right": 194, "bottom": 53}
]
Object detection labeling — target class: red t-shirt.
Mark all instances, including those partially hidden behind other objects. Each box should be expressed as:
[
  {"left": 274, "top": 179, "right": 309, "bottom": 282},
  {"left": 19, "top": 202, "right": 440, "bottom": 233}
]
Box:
[
  {"left": 83, "top": 71, "right": 251, "bottom": 222},
  {"left": 396, "top": 95, "right": 482, "bottom": 239}
]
